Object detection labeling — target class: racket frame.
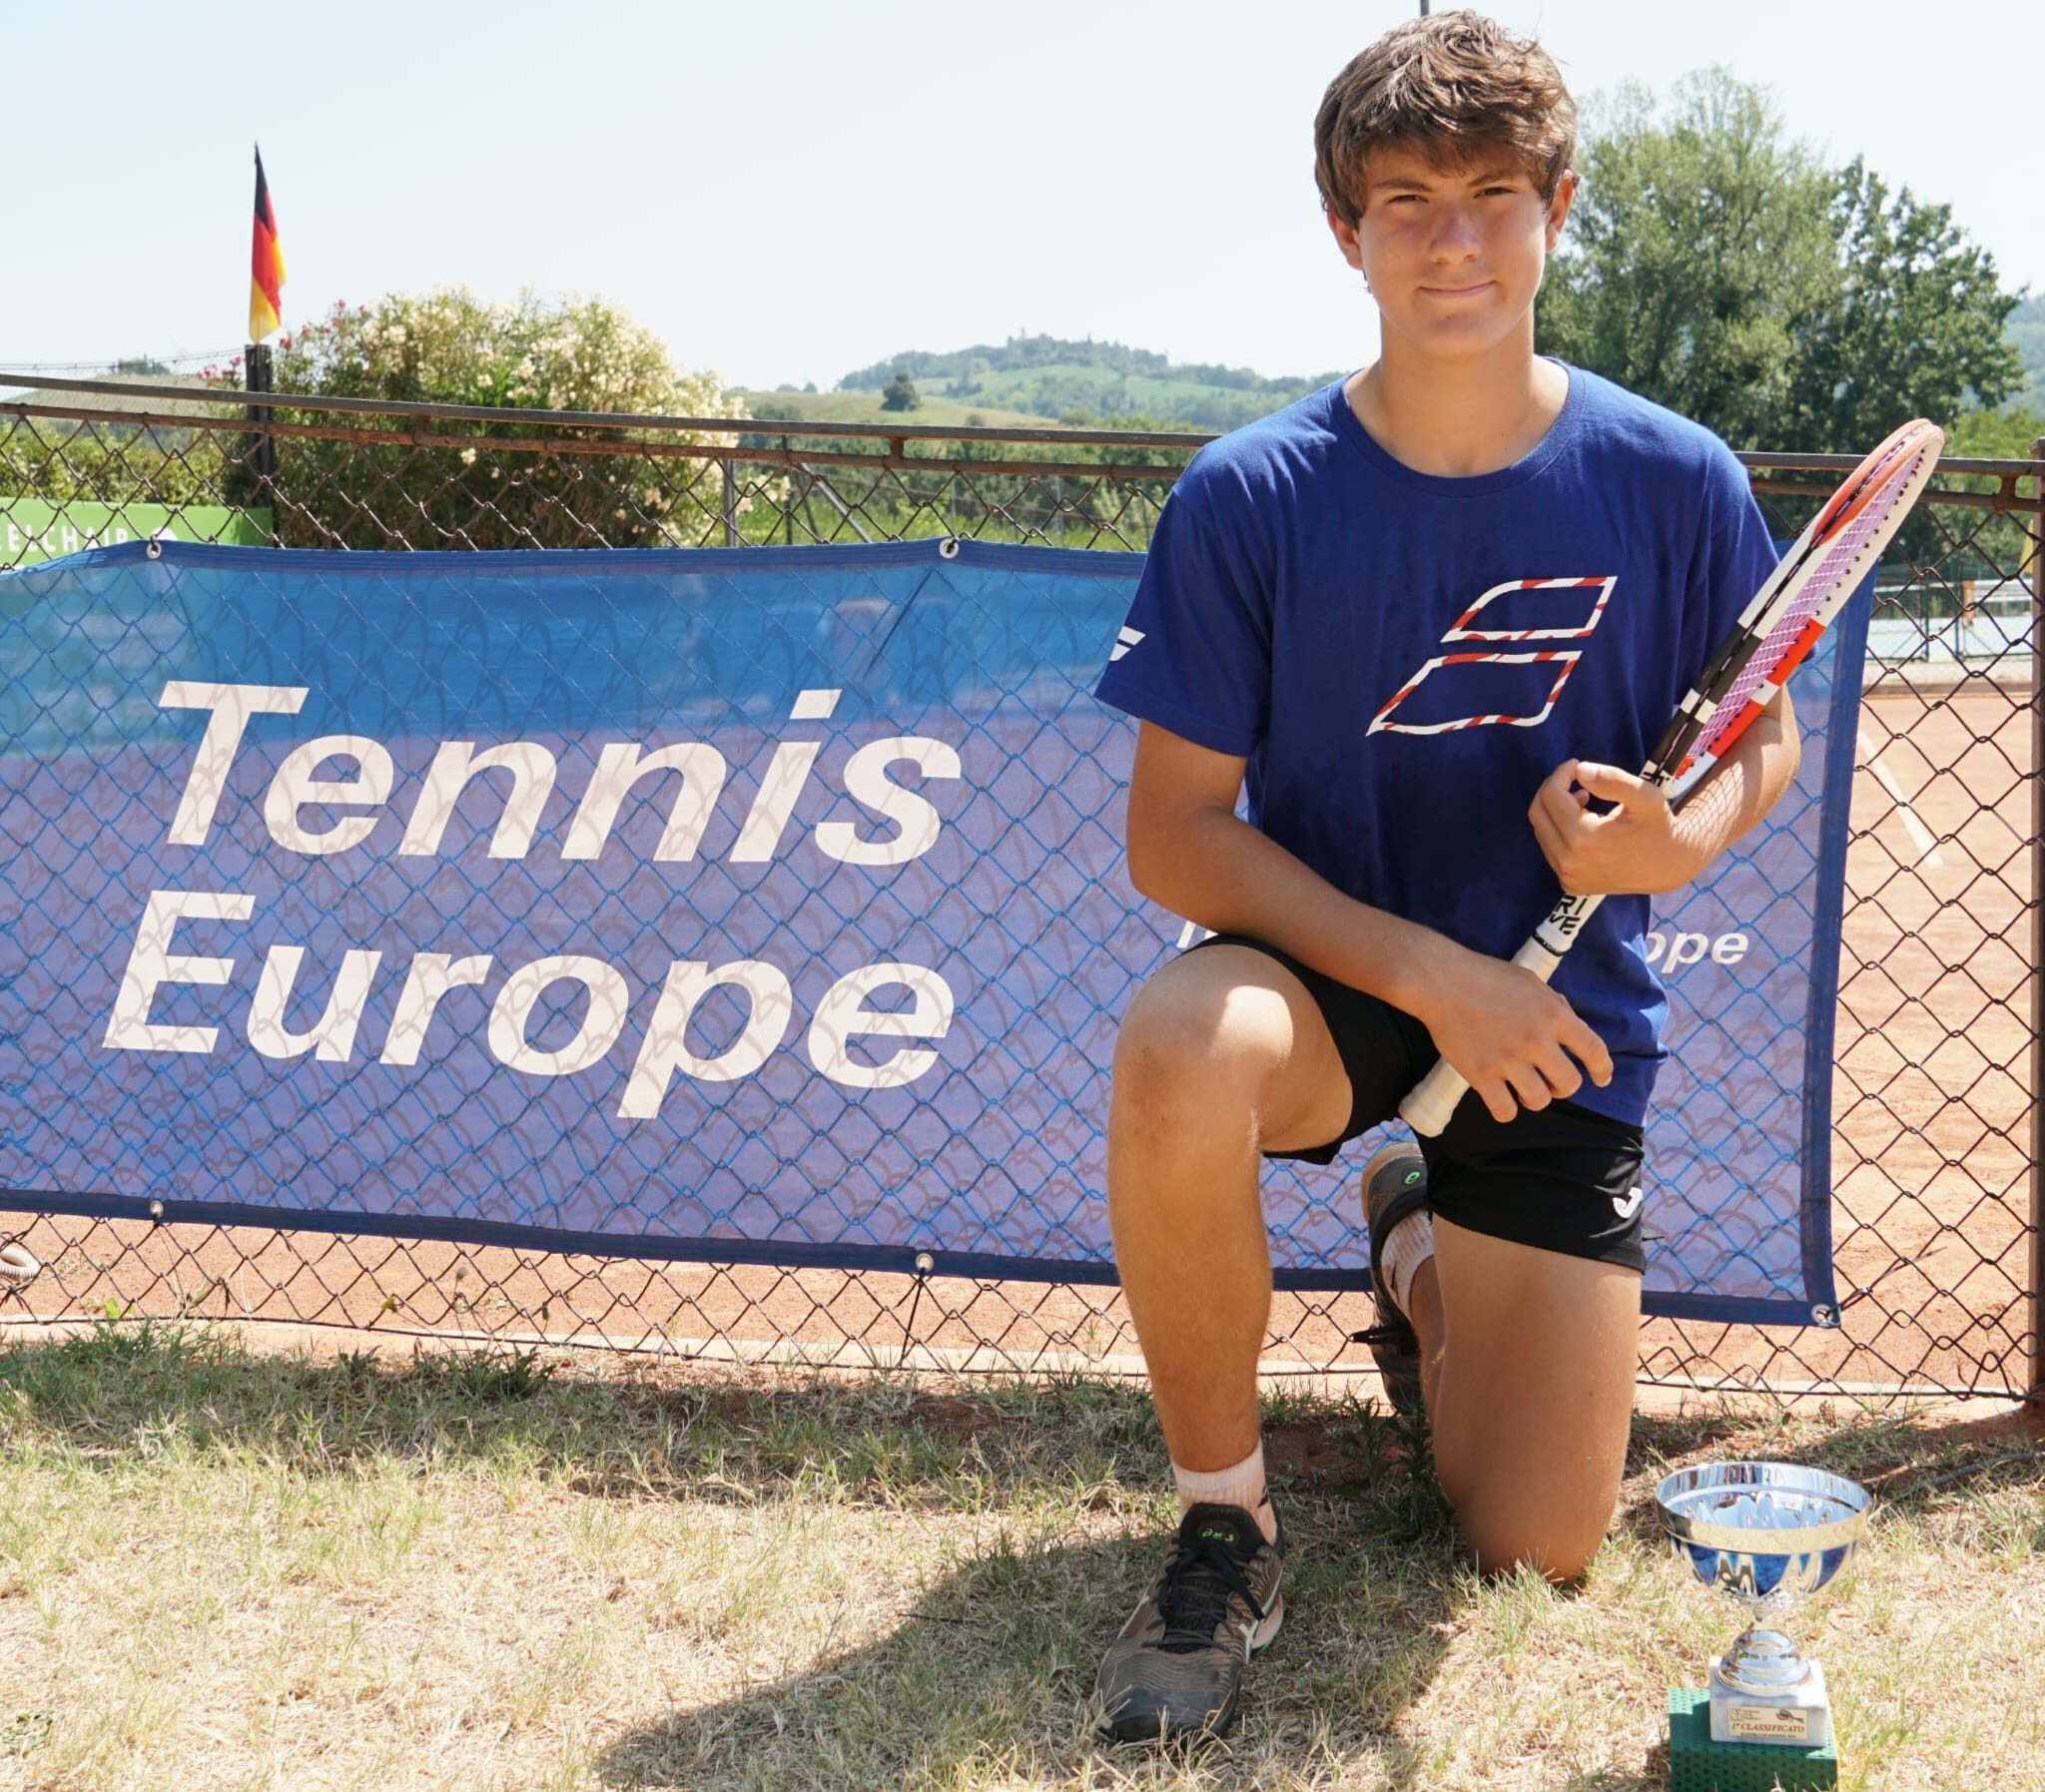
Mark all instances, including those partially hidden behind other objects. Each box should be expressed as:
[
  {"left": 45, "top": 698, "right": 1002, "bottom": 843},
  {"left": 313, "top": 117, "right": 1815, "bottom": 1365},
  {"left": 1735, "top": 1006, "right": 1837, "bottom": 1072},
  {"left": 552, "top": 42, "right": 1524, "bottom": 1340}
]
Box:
[{"left": 1397, "top": 418, "right": 1944, "bottom": 1138}]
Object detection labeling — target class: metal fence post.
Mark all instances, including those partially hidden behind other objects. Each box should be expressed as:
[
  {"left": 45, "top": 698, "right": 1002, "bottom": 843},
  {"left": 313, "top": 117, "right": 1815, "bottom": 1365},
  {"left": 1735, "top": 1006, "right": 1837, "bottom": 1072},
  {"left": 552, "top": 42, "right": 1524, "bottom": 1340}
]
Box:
[{"left": 2030, "top": 434, "right": 2044, "bottom": 1403}]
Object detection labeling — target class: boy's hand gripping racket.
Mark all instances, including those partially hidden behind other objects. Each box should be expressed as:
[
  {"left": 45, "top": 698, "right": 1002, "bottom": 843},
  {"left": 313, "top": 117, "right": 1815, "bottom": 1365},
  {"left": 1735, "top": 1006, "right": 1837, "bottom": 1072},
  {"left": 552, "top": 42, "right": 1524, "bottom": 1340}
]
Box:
[{"left": 1398, "top": 416, "right": 1945, "bottom": 1138}]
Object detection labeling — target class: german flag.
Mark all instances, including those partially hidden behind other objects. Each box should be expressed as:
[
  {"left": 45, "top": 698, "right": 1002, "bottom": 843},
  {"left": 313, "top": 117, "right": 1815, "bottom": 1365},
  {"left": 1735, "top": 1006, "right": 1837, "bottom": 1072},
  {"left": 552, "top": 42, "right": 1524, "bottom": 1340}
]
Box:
[{"left": 249, "top": 146, "right": 287, "bottom": 342}]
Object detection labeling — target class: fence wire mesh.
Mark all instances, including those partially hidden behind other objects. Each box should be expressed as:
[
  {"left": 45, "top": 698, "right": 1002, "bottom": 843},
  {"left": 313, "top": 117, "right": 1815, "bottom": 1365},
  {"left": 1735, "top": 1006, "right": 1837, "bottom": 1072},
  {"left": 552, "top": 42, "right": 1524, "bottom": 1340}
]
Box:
[{"left": 0, "top": 376, "right": 2037, "bottom": 1400}]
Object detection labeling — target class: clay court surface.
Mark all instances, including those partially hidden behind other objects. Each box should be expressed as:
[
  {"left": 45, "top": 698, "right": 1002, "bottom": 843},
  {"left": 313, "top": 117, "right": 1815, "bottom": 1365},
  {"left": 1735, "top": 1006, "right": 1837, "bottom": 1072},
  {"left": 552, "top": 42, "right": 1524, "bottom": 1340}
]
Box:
[{"left": 2, "top": 673, "right": 2033, "bottom": 1399}]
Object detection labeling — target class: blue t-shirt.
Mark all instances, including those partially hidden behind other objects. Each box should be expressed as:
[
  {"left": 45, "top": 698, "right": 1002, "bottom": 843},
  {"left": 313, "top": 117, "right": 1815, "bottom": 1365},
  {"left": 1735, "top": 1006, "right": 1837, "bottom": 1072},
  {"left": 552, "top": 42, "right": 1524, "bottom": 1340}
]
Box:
[{"left": 1094, "top": 363, "right": 1778, "bottom": 1125}]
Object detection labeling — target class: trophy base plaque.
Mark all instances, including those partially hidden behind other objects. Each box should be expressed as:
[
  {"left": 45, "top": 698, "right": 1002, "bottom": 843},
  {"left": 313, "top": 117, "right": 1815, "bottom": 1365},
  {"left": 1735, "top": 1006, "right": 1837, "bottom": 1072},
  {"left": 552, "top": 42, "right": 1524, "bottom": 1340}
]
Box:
[
  {"left": 1708, "top": 1654, "right": 1830, "bottom": 1746},
  {"left": 1669, "top": 1688, "right": 1837, "bottom": 1792}
]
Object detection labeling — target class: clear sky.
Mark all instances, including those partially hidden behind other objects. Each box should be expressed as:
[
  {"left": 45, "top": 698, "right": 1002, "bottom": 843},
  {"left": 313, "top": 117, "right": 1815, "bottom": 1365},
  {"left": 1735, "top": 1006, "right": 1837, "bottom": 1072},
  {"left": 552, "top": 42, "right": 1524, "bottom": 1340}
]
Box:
[{"left": 4, "top": 0, "right": 2038, "bottom": 393}]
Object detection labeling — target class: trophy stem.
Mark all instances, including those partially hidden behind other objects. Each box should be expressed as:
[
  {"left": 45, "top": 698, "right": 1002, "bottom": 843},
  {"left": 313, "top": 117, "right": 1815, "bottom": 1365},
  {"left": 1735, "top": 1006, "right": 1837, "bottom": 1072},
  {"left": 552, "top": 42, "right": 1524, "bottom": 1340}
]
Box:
[{"left": 1720, "top": 1620, "right": 1814, "bottom": 1697}]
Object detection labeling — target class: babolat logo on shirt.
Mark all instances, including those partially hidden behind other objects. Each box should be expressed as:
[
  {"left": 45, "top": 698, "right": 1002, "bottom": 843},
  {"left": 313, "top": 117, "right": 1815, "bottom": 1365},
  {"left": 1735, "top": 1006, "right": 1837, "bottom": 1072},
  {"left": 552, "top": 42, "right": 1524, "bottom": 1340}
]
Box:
[
  {"left": 1109, "top": 626, "right": 1144, "bottom": 664},
  {"left": 1368, "top": 576, "right": 1618, "bottom": 736}
]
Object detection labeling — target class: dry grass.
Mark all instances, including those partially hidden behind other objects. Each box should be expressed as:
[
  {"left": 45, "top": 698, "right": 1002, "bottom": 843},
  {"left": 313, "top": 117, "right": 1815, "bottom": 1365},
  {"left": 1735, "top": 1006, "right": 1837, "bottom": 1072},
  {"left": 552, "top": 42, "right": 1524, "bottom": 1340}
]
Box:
[{"left": 0, "top": 1322, "right": 2040, "bottom": 1791}]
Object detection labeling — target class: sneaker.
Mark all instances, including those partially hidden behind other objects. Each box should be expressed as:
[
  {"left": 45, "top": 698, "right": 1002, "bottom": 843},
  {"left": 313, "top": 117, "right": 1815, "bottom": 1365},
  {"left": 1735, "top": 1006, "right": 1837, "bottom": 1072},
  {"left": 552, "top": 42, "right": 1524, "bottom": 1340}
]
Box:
[
  {"left": 1355, "top": 1143, "right": 1430, "bottom": 1418},
  {"left": 1094, "top": 1500, "right": 1286, "bottom": 1742}
]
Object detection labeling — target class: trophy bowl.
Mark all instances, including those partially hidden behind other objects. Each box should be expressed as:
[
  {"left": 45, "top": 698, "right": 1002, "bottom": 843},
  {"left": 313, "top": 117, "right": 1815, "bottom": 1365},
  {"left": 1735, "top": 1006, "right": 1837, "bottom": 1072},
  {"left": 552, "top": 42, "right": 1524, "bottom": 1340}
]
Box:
[{"left": 1655, "top": 1461, "right": 1872, "bottom": 1752}]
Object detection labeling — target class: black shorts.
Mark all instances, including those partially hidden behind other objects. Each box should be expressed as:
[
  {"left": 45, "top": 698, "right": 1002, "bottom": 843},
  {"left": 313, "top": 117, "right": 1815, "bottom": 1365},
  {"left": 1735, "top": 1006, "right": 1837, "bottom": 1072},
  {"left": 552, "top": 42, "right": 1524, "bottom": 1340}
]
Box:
[{"left": 1193, "top": 933, "right": 1648, "bottom": 1273}]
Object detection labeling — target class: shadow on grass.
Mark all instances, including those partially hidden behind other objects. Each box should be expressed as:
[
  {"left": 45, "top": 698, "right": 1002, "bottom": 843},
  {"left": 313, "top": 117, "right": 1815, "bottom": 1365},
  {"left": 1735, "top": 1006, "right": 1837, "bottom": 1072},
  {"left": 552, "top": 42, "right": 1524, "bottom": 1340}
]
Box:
[
  {"left": 1, "top": 1318, "right": 1478, "bottom": 1787},
  {"left": 8, "top": 1318, "right": 2039, "bottom": 1547},
  {"left": 0, "top": 1317, "right": 1447, "bottom": 1516},
  {"left": 6, "top": 1322, "right": 2037, "bottom": 1789},
  {"left": 591, "top": 1512, "right": 1468, "bottom": 1792},
  {"left": 1547, "top": 1768, "right": 1668, "bottom": 1792},
  {"left": 1615, "top": 1399, "right": 2045, "bottom": 1545}
]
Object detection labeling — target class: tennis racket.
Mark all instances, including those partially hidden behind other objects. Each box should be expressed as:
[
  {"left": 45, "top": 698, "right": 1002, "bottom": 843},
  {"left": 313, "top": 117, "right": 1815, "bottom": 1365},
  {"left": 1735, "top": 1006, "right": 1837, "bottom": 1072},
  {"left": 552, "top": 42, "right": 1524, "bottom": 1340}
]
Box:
[{"left": 1398, "top": 416, "right": 1945, "bottom": 1138}]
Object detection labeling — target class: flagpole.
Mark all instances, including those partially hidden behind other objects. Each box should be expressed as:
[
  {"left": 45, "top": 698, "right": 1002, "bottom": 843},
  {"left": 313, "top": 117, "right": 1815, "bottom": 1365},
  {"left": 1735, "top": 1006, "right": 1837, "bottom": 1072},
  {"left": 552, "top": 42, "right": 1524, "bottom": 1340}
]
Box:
[
  {"left": 244, "top": 142, "right": 282, "bottom": 498},
  {"left": 243, "top": 339, "right": 276, "bottom": 489}
]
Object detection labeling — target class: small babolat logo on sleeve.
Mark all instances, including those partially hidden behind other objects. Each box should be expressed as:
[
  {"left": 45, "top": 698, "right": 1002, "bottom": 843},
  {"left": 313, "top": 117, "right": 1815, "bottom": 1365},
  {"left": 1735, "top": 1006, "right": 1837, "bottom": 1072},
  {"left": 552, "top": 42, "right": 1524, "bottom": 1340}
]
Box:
[{"left": 1109, "top": 626, "right": 1144, "bottom": 663}]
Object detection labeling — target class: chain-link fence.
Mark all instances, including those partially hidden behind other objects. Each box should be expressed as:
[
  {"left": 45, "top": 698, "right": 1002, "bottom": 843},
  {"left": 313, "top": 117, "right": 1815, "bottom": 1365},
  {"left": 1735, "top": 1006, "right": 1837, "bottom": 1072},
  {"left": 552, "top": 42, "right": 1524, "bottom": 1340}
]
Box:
[{"left": 1, "top": 374, "right": 2038, "bottom": 1401}]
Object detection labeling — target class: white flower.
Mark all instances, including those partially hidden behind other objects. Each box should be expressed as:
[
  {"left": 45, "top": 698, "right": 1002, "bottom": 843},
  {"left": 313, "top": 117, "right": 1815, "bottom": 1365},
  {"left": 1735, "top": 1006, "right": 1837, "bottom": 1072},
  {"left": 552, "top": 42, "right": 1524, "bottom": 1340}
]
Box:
[{"left": 460, "top": 446, "right": 477, "bottom": 466}]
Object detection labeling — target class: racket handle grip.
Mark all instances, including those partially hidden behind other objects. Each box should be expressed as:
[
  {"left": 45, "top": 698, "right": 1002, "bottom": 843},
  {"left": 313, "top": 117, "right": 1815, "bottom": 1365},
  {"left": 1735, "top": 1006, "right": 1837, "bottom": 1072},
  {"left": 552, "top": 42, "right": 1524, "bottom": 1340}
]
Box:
[
  {"left": 1396, "top": 1059, "right": 1468, "bottom": 1140},
  {"left": 1396, "top": 936, "right": 1567, "bottom": 1139}
]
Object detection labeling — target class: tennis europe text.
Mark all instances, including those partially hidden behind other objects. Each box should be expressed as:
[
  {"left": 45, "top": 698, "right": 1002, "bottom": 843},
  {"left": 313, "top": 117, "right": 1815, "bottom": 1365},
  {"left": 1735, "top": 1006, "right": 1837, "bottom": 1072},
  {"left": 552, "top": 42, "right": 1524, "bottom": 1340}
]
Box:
[{"left": 100, "top": 681, "right": 962, "bottom": 1114}]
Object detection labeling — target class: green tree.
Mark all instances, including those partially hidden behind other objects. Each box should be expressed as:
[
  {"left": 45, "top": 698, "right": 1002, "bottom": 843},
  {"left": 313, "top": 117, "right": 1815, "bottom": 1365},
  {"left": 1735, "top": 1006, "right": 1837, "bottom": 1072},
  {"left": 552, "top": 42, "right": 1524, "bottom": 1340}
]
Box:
[
  {"left": 881, "top": 370, "right": 922, "bottom": 412},
  {"left": 1540, "top": 72, "right": 2022, "bottom": 451},
  {"left": 1947, "top": 407, "right": 2045, "bottom": 460},
  {"left": 1538, "top": 73, "right": 1837, "bottom": 448},
  {"left": 1939, "top": 406, "right": 2045, "bottom": 588},
  {"left": 1777, "top": 161, "right": 2022, "bottom": 450}
]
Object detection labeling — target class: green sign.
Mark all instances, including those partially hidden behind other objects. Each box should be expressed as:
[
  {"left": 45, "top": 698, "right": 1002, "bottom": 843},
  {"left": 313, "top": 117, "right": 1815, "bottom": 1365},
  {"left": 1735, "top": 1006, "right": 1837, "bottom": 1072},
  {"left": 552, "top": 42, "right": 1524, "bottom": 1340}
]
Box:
[{"left": 1, "top": 498, "right": 274, "bottom": 567}]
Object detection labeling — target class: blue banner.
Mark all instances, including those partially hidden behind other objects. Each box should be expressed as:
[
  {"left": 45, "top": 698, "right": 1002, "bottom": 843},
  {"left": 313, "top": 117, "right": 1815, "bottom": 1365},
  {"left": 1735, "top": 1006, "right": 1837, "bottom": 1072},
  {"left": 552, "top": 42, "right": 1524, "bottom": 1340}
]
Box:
[{"left": 0, "top": 539, "right": 1849, "bottom": 1325}]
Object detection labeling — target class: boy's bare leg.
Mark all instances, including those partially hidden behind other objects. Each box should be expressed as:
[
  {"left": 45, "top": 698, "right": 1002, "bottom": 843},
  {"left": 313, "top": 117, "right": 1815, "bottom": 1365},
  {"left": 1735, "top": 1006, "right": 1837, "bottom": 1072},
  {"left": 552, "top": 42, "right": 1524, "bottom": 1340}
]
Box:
[
  {"left": 1108, "top": 944, "right": 1635, "bottom": 1578},
  {"left": 1106, "top": 945, "right": 1351, "bottom": 1474},
  {"left": 1405, "top": 1218, "right": 1640, "bottom": 1582}
]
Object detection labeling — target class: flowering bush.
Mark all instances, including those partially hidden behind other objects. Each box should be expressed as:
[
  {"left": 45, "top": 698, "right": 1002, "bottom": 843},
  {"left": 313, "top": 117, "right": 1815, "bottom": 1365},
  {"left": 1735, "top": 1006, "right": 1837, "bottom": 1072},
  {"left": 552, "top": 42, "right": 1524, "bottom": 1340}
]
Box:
[
  {"left": 276, "top": 288, "right": 739, "bottom": 418},
  {"left": 249, "top": 288, "right": 752, "bottom": 549}
]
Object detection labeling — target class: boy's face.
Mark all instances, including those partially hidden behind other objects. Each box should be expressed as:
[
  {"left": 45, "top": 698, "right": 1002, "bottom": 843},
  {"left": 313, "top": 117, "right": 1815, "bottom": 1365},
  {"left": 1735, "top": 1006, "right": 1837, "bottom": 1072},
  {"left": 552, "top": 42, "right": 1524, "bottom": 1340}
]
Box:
[{"left": 1328, "top": 145, "right": 1575, "bottom": 362}]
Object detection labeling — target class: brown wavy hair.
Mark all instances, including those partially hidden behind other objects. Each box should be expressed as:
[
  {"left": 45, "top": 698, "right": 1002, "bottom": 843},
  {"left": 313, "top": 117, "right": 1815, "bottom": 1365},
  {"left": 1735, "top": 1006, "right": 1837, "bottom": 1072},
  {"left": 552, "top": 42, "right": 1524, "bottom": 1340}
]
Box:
[{"left": 1314, "top": 10, "right": 1577, "bottom": 227}]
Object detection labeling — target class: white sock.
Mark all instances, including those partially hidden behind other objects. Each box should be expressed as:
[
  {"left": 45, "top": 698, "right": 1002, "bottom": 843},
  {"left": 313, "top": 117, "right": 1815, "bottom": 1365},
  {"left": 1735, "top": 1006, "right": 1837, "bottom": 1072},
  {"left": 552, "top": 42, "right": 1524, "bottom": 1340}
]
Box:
[
  {"left": 1173, "top": 1444, "right": 1276, "bottom": 1542},
  {"left": 1379, "top": 1205, "right": 1436, "bottom": 1319}
]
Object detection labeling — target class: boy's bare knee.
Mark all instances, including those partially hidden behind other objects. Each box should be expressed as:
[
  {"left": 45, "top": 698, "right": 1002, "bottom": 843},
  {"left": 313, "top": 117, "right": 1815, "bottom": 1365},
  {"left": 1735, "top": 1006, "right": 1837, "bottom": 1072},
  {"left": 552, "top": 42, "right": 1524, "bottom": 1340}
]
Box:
[
  {"left": 1111, "top": 1014, "right": 1242, "bottom": 1134},
  {"left": 1112, "top": 959, "right": 1285, "bottom": 1104}
]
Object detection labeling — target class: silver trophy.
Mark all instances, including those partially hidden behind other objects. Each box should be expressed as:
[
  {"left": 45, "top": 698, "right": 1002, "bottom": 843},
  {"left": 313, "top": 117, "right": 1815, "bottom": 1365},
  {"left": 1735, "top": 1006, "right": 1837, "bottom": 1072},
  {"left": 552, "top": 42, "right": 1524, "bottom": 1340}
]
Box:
[{"left": 1655, "top": 1461, "right": 1872, "bottom": 1750}]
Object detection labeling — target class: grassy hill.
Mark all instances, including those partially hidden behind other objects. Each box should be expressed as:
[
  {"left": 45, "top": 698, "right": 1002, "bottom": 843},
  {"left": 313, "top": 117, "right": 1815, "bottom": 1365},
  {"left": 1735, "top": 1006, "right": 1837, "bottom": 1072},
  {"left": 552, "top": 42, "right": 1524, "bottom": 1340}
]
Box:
[
  {"left": 2, "top": 366, "right": 222, "bottom": 418},
  {"left": 833, "top": 334, "right": 1339, "bottom": 432},
  {"left": 1, "top": 366, "right": 226, "bottom": 456},
  {"left": 736, "top": 388, "right": 1068, "bottom": 430}
]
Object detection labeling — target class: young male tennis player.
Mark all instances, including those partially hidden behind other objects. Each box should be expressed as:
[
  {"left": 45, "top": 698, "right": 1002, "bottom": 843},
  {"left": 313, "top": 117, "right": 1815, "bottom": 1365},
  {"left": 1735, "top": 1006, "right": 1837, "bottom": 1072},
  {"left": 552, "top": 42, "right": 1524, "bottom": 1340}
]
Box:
[{"left": 1089, "top": 11, "right": 1800, "bottom": 1742}]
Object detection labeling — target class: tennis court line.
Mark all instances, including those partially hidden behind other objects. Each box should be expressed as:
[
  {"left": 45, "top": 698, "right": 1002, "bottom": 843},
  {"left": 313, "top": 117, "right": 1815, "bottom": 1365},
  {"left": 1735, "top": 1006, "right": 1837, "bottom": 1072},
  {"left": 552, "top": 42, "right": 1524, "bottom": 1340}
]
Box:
[{"left": 1857, "top": 729, "right": 1946, "bottom": 868}]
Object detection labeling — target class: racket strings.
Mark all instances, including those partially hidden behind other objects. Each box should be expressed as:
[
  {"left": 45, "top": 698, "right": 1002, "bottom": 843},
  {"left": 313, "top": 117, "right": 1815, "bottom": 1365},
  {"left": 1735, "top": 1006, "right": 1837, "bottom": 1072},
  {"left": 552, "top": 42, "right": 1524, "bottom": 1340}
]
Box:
[{"left": 1688, "top": 450, "right": 1930, "bottom": 762}]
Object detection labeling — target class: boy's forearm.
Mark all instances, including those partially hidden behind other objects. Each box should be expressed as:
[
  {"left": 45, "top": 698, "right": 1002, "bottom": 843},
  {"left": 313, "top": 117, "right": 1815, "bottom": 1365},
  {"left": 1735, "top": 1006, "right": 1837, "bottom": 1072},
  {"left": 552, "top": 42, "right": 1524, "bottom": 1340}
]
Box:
[
  {"left": 1669, "top": 699, "right": 1801, "bottom": 877},
  {"left": 1129, "top": 802, "right": 1457, "bottom": 1013}
]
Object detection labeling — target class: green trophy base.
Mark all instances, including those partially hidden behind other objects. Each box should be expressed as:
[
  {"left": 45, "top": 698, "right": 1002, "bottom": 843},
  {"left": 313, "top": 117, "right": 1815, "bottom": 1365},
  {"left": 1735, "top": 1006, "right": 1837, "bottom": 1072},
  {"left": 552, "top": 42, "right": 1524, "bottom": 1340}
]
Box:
[{"left": 1669, "top": 1688, "right": 1838, "bottom": 1792}]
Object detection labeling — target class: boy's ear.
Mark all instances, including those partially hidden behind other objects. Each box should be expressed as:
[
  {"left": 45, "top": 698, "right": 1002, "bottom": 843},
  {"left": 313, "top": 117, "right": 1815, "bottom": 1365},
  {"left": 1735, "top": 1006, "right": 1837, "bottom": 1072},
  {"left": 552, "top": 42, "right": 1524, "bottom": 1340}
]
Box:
[
  {"left": 1326, "top": 205, "right": 1365, "bottom": 272},
  {"left": 1544, "top": 169, "right": 1579, "bottom": 250}
]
